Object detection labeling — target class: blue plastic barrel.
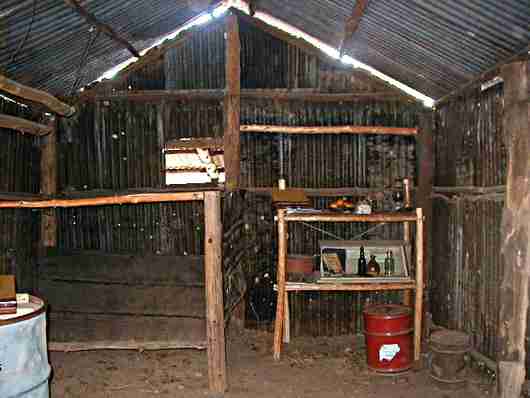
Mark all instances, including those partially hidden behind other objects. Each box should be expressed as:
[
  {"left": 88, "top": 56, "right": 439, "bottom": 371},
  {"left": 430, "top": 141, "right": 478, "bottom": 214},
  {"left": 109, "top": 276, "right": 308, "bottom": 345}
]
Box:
[{"left": 0, "top": 296, "right": 51, "bottom": 398}]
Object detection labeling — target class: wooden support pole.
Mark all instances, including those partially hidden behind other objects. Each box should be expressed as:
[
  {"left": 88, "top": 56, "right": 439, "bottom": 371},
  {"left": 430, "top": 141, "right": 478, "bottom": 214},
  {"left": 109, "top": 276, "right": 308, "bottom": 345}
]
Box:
[
  {"left": 224, "top": 13, "right": 241, "bottom": 190},
  {"left": 204, "top": 191, "right": 227, "bottom": 393},
  {"left": 0, "top": 192, "right": 204, "bottom": 208},
  {"left": 64, "top": 0, "right": 140, "bottom": 58},
  {"left": 0, "top": 114, "right": 53, "bottom": 136},
  {"left": 339, "top": 0, "right": 370, "bottom": 56},
  {"left": 497, "top": 59, "right": 530, "bottom": 398},
  {"left": 417, "top": 111, "right": 434, "bottom": 330},
  {"left": 414, "top": 208, "right": 424, "bottom": 362},
  {"left": 0, "top": 75, "right": 76, "bottom": 116},
  {"left": 240, "top": 124, "right": 418, "bottom": 136},
  {"left": 273, "top": 209, "right": 287, "bottom": 360},
  {"left": 40, "top": 116, "right": 58, "bottom": 249}
]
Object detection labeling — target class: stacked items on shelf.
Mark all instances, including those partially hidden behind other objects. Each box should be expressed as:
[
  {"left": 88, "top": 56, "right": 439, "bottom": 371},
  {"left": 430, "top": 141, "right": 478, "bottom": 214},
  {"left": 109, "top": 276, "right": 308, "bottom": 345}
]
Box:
[{"left": 0, "top": 275, "right": 17, "bottom": 314}]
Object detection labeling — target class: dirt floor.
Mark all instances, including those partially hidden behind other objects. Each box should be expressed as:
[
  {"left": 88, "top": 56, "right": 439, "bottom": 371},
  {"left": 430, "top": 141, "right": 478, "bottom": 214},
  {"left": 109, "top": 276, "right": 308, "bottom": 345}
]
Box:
[{"left": 49, "top": 329, "right": 495, "bottom": 398}]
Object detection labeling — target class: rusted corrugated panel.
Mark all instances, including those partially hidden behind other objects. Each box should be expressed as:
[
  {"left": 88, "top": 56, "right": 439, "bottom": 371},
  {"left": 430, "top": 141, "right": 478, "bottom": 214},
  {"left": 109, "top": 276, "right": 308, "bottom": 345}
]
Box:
[
  {"left": 57, "top": 201, "right": 204, "bottom": 255},
  {"left": 0, "top": 0, "right": 204, "bottom": 94},
  {"left": 431, "top": 197, "right": 503, "bottom": 361},
  {"left": 254, "top": 0, "right": 530, "bottom": 99},
  {"left": 435, "top": 83, "right": 505, "bottom": 187},
  {"left": 240, "top": 98, "right": 419, "bottom": 188},
  {"left": 0, "top": 98, "right": 39, "bottom": 292},
  {"left": 165, "top": 100, "right": 223, "bottom": 140},
  {"left": 58, "top": 100, "right": 163, "bottom": 190},
  {"left": 165, "top": 20, "right": 226, "bottom": 90}
]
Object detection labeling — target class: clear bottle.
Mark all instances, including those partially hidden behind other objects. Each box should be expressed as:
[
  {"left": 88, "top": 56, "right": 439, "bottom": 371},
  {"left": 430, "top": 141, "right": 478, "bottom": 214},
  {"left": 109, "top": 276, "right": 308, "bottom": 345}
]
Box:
[
  {"left": 389, "top": 251, "right": 395, "bottom": 275},
  {"left": 384, "top": 251, "right": 391, "bottom": 276}
]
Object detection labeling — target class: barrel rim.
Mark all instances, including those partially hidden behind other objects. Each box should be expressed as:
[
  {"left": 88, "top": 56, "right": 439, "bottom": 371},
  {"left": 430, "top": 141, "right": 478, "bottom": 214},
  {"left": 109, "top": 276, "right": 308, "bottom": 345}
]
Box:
[
  {"left": 0, "top": 295, "right": 46, "bottom": 326},
  {"left": 363, "top": 304, "right": 412, "bottom": 319}
]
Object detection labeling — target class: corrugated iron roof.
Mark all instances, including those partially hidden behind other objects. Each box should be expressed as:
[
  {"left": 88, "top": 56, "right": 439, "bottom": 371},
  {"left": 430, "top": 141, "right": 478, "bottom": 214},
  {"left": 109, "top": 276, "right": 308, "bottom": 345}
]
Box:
[{"left": 0, "top": 0, "right": 529, "bottom": 99}]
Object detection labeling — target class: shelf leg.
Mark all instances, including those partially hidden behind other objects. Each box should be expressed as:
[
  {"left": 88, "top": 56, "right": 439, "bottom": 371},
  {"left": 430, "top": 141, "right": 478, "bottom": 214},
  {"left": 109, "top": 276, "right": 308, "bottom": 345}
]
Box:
[
  {"left": 273, "top": 209, "right": 288, "bottom": 360},
  {"left": 414, "top": 208, "right": 424, "bottom": 362},
  {"left": 283, "top": 291, "right": 290, "bottom": 344}
]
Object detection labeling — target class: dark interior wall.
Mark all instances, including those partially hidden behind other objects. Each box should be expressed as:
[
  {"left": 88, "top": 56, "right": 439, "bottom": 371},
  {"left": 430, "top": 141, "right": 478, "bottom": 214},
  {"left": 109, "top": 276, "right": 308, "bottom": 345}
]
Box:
[
  {"left": 49, "top": 14, "right": 420, "bottom": 340},
  {"left": 432, "top": 83, "right": 505, "bottom": 362},
  {"left": 0, "top": 97, "right": 40, "bottom": 292}
]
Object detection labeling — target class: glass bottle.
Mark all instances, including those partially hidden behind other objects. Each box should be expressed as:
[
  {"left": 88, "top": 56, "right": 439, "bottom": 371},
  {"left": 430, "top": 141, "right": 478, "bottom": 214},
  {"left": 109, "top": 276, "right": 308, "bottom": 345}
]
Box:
[
  {"left": 384, "top": 251, "right": 391, "bottom": 276},
  {"left": 358, "top": 246, "right": 367, "bottom": 276},
  {"left": 367, "top": 255, "right": 380, "bottom": 276},
  {"left": 389, "top": 251, "right": 395, "bottom": 275}
]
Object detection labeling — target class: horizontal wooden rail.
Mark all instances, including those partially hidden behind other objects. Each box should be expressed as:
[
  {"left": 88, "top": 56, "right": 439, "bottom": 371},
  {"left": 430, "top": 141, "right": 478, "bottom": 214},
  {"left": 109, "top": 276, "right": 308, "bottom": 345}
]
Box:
[
  {"left": 83, "top": 89, "right": 408, "bottom": 103},
  {"left": 282, "top": 281, "right": 415, "bottom": 292},
  {"left": 240, "top": 124, "right": 418, "bottom": 136},
  {"left": 0, "top": 192, "right": 204, "bottom": 208},
  {"left": 245, "top": 186, "right": 404, "bottom": 196},
  {"left": 0, "top": 75, "right": 75, "bottom": 116},
  {"left": 284, "top": 211, "right": 417, "bottom": 222},
  {"left": 0, "top": 114, "right": 53, "bottom": 136}
]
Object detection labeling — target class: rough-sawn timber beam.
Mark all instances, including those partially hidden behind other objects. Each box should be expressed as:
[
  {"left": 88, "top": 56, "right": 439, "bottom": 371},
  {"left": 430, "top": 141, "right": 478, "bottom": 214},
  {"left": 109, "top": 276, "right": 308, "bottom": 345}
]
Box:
[
  {"left": 339, "top": 0, "right": 370, "bottom": 56},
  {"left": 0, "top": 75, "right": 76, "bottom": 116},
  {"left": 81, "top": 89, "right": 408, "bottom": 102},
  {"left": 64, "top": 0, "right": 140, "bottom": 58},
  {"left": 0, "top": 114, "right": 53, "bottom": 136},
  {"left": 0, "top": 192, "right": 204, "bottom": 208},
  {"left": 240, "top": 124, "right": 418, "bottom": 136}
]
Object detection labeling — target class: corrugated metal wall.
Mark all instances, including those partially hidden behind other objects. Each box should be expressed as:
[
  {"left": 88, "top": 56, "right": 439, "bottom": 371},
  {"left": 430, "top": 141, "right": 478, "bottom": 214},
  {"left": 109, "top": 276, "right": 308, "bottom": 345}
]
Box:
[
  {"left": 57, "top": 16, "right": 420, "bottom": 337},
  {"left": 0, "top": 97, "right": 40, "bottom": 291},
  {"left": 432, "top": 84, "right": 505, "bottom": 363}
]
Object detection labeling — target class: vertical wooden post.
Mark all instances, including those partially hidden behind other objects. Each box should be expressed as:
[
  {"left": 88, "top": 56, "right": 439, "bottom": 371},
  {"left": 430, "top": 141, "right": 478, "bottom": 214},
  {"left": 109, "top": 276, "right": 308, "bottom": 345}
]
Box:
[
  {"left": 40, "top": 116, "right": 58, "bottom": 250},
  {"left": 498, "top": 59, "right": 530, "bottom": 398},
  {"left": 403, "top": 178, "right": 413, "bottom": 306},
  {"left": 417, "top": 111, "right": 434, "bottom": 324},
  {"left": 273, "top": 208, "right": 287, "bottom": 360},
  {"left": 204, "top": 191, "right": 227, "bottom": 394},
  {"left": 414, "top": 207, "right": 424, "bottom": 362},
  {"left": 223, "top": 13, "right": 241, "bottom": 190}
]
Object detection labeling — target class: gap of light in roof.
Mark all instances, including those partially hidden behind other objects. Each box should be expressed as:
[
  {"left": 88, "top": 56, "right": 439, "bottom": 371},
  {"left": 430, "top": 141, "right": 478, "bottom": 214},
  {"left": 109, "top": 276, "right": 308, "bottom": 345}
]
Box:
[{"left": 91, "top": 0, "right": 434, "bottom": 108}]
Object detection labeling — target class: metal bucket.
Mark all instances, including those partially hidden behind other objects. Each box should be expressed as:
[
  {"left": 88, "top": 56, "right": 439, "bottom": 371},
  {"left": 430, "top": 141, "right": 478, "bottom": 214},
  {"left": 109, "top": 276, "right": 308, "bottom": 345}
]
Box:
[
  {"left": 363, "top": 304, "right": 413, "bottom": 373},
  {"left": 0, "top": 296, "right": 51, "bottom": 398},
  {"left": 429, "top": 330, "right": 471, "bottom": 389}
]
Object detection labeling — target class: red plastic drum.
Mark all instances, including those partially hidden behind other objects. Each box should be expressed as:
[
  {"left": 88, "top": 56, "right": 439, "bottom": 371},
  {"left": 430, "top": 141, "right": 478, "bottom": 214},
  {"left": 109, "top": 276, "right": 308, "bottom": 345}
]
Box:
[{"left": 363, "top": 304, "right": 413, "bottom": 373}]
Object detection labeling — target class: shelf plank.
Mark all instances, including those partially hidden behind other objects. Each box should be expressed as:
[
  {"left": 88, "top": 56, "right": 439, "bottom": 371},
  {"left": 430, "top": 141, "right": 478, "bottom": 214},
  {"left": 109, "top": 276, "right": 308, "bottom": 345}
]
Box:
[
  {"left": 0, "top": 191, "right": 205, "bottom": 208},
  {"left": 283, "top": 281, "right": 415, "bottom": 292},
  {"left": 284, "top": 211, "right": 417, "bottom": 222}
]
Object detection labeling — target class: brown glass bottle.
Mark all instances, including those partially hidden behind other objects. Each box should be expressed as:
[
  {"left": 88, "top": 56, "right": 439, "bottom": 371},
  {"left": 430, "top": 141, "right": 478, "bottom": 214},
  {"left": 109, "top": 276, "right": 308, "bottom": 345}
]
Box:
[{"left": 367, "top": 255, "right": 380, "bottom": 276}]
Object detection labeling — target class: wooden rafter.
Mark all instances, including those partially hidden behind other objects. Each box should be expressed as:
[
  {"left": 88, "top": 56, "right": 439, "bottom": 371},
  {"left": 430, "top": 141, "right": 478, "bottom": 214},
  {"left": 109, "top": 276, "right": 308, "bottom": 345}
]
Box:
[
  {"left": 0, "top": 114, "right": 53, "bottom": 136},
  {"left": 64, "top": 0, "right": 140, "bottom": 58},
  {"left": 0, "top": 75, "right": 76, "bottom": 116},
  {"left": 339, "top": 0, "right": 370, "bottom": 56}
]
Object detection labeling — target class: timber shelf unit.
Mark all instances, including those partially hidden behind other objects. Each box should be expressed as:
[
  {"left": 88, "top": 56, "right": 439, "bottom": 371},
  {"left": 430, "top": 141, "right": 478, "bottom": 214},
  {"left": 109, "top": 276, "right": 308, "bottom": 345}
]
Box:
[
  {"left": 0, "top": 188, "right": 227, "bottom": 394},
  {"left": 273, "top": 208, "right": 424, "bottom": 361}
]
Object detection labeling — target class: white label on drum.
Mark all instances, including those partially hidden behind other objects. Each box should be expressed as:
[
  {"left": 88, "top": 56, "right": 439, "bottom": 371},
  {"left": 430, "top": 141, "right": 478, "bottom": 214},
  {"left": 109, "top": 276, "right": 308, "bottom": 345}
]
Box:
[{"left": 379, "top": 344, "right": 400, "bottom": 362}]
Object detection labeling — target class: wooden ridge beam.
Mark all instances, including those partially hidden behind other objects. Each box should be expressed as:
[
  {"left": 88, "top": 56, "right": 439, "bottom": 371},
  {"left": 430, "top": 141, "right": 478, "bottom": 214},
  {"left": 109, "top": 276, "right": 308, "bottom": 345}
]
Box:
[
  {"left": 241, "top": 124, "right": 418, "bottom": 136},
  {"left": 0, "top": 75, "right": 75, "bottom": 116},
  {"left": 0, "top": 192, "right": 205, "bottom": 209},
  {"left": 64, "top": 0, "right": 140, "bottom": 58},
  {"left": 0, "top": 113, "right": 53, "bottom": 136},
  {"left": 339, "top": 0, "right": 370, "bottom": 56}
]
